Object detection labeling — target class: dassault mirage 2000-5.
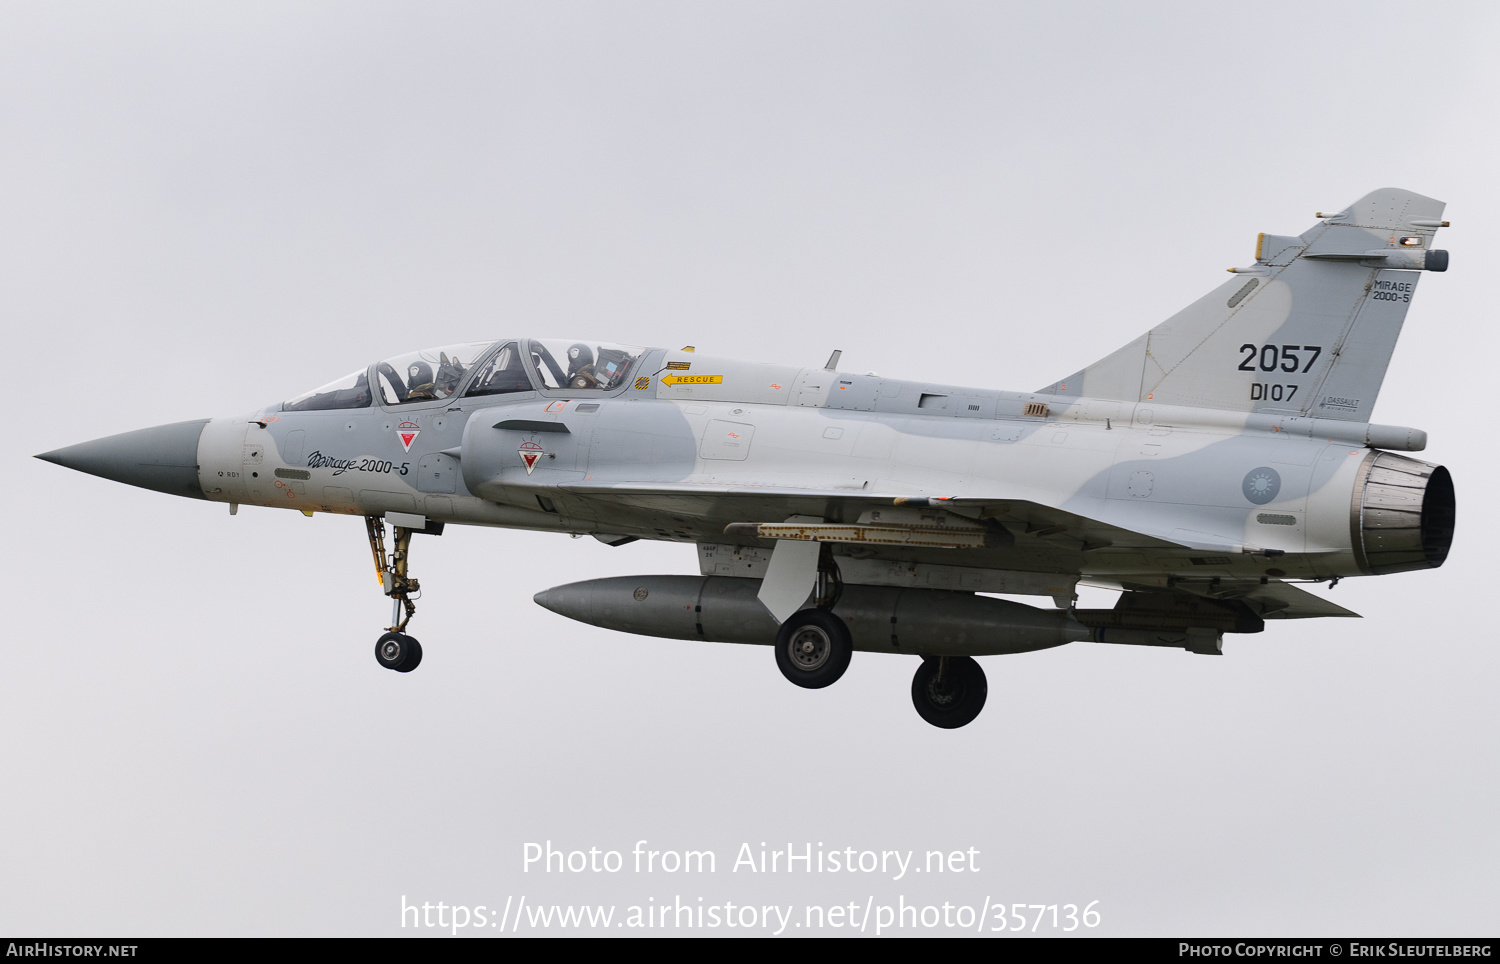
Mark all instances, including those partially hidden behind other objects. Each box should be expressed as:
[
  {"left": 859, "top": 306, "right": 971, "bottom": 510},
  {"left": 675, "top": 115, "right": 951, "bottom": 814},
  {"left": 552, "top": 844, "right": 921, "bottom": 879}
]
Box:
[{"left": 38, "top": 188, "right": 1456, "bottom": 728}]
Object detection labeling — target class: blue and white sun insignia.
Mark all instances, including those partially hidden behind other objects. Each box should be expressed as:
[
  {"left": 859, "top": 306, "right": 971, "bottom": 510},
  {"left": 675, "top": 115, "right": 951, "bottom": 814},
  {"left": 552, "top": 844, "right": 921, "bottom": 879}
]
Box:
[{"left": 1242, "top": 466, "right": 1282, "bottom": 505}]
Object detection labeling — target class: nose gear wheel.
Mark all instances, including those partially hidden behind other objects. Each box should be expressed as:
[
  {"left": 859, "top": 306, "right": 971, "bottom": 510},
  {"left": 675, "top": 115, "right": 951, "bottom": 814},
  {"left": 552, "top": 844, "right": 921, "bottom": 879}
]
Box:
[{"left": 375, "top": 631, "right": 423, "bottom": 673}]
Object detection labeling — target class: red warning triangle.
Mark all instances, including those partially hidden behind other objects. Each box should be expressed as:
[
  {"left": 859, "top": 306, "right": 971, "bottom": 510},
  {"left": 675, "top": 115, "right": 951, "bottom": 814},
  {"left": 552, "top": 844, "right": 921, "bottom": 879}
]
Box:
[
  {"left": 518, "top": 441, "right": 543, "bottom": 475},
  {"left": 397, "top": 421, "right": 421, "bottom": 453}
]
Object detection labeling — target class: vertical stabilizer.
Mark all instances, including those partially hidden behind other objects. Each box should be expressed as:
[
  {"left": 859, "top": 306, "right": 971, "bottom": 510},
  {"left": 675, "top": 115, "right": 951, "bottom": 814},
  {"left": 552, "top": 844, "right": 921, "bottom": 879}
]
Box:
[{"left": 1039, "top": 188, "right": 1448, "bottom": 422}]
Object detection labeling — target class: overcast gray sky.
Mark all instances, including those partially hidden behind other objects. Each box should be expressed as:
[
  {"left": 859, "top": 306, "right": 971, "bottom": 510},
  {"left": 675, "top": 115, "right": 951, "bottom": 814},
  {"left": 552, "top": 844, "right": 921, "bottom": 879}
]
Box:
[{"left": 4, "top": 1, "right": 1497, "bottom": 937}]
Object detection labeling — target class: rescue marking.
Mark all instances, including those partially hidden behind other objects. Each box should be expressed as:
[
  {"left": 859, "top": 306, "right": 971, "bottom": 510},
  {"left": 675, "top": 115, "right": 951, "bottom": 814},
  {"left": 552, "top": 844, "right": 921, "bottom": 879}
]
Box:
[
  {"left": 635, "top": 377, "right": 651, "bottom": 389},
  {"left": 545, "top": 400, "right": 568, "bottom": 413},
  {"left": 666, "top": 360, "right": 692, "bottom": 370},
  {"left": 661, "top": 375, "right": 723, "bottom": 386}
]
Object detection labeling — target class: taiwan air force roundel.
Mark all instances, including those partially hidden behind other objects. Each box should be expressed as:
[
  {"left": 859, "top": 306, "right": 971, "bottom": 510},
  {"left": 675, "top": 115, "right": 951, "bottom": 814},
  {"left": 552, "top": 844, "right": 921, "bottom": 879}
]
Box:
[
  {"left": 518, "top": 440, "right": 543, "bottom": 475},
  {"left": 397, "top": 421, "right": 420, "bottom": 453},
  {"left": 1242, "top": 466, "right": 1282, "bottom": 505}
]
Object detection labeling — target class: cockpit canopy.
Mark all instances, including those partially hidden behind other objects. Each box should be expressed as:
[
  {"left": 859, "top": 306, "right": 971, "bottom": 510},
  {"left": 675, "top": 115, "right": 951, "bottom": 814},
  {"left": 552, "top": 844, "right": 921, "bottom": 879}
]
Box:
[
  {"left": 282, "top": 339, "right": 645, "bottom": 411},
  {"left": 523, "top": 338, "right": 639, "bottom": 391},
  {"left": 375, "top": 342, "right": 493, "bottom": 406}
]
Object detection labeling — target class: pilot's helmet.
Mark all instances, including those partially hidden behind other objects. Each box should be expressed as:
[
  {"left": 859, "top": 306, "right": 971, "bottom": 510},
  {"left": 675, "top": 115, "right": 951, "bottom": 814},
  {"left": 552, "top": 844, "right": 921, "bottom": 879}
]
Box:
[
  {"left": 566, "top": 343, "right": 594, "bottom": 374},
  {"left": 407, "top": 361, "right": 436, "bottom": 397}
]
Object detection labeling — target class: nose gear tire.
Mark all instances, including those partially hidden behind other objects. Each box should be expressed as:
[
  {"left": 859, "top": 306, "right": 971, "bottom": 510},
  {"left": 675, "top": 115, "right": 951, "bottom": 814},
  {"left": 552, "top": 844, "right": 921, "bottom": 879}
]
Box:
[
  {"left": 375, "top": 632, "right": 424, "bottom": 673},
  {"left": 911, "top": 656, "right": 986, "bottom": 728},
  {"left": 774, "top": 609, "right": 852, "bottom": 689}
]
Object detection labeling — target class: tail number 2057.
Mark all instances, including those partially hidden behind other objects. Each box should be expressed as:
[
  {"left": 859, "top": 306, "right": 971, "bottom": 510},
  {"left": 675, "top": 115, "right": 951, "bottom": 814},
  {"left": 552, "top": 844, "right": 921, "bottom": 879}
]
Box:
[{"left": 1238, "top": 344, "right": 1322, "bottom": 373}]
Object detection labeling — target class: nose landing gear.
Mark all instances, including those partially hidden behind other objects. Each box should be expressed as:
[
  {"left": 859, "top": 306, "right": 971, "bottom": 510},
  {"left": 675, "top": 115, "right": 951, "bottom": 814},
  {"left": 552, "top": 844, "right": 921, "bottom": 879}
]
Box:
[{"left": 365, "top": 515, "right": 432, "bottom": 673}]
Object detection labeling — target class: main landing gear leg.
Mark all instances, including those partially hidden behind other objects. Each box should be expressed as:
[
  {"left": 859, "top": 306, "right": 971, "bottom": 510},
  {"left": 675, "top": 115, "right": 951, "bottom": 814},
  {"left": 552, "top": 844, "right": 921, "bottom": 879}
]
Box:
[
  {"left": 773, "top": 548, "right": 852, "bottom": 689},
  {"left": 365, "top": 515, "right": 424, "bottom": 673}
]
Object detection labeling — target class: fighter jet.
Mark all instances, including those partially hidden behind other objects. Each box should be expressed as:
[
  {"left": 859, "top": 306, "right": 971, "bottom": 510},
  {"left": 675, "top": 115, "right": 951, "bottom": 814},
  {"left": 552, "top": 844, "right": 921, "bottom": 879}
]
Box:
[{"left": 37, "top": 188, "right": 1455, "bottom": 728}]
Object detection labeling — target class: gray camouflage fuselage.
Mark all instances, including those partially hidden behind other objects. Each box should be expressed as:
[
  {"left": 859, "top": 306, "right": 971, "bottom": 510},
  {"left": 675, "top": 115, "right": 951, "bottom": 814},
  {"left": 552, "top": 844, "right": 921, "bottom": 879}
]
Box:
[
  {"left": 38, "top": 188, "right": 1456, "bottom": 679},
  {"left": 196, "top": 353, "right": 1431, "bottom": 590}
]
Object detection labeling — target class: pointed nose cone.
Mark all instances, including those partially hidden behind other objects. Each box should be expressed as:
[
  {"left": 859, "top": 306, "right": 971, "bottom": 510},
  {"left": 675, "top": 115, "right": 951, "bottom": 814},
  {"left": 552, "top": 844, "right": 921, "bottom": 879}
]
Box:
[{"left": 37, "top": 419, "right": 210, "bottom": 500}]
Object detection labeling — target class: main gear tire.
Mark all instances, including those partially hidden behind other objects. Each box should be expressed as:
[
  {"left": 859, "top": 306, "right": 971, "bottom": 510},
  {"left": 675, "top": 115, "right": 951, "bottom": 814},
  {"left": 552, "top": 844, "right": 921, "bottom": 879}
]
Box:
[
  {"left": 375, "top": 632, "right": 423, "bottom": 673},
  {"left": 774, "top": 609, "right": 853, "bottom": 689},
  {"left": 911, "top": 656, "right": 987, "bottom": 728}
]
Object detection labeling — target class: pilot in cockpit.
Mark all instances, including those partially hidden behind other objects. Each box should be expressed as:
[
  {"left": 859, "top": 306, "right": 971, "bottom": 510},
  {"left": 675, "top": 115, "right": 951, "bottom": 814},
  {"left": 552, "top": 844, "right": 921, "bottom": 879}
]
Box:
[
  {"left": 402, "top": 353, "right": 467, "bottom": 402},
  {"left": 566, "top": 343, "right": 597, "bottom": 389},
  {"left": 405, "top": 361, "right": 437, "bottom": 401}
]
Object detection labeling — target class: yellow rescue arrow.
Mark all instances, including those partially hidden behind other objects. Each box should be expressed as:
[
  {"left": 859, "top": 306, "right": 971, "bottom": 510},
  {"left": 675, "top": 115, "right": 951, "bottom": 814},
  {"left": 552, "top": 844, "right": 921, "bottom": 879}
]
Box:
[{"left": 660, "top": 374, "right": 723, "bottom": 386}]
